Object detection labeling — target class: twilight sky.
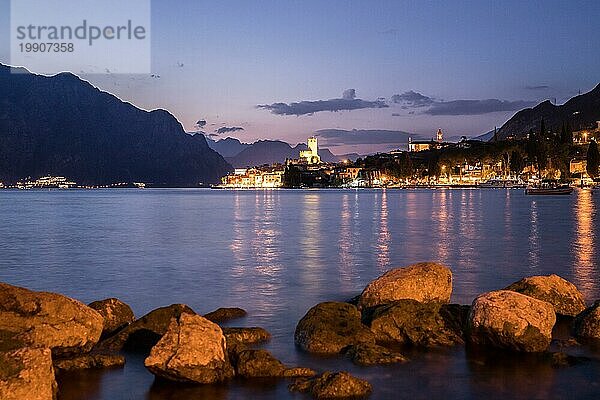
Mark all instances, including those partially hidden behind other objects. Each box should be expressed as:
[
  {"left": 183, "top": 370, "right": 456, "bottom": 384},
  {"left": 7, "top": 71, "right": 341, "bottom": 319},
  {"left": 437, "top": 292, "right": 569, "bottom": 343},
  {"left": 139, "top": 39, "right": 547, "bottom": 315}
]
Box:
[{"left": 1, "top": 0, "right": 599, "bottom": 154}]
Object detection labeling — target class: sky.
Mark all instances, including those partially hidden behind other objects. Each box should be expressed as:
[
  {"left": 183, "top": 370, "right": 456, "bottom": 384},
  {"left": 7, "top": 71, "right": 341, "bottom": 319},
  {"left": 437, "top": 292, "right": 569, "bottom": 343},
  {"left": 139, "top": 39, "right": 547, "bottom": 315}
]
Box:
[{"left": 1, "top": 0, "right": 600, "bottom": 154}]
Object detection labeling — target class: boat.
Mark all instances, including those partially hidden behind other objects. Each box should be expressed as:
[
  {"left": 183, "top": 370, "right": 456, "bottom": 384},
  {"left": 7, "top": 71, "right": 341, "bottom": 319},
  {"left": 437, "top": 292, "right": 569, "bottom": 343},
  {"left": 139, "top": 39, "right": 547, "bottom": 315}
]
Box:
[
  {"left": 480, "top": 177, "right": 526, "bottom": 188},
  {"left": 525, "top": 180, "right": 573, "bottom": 195}
]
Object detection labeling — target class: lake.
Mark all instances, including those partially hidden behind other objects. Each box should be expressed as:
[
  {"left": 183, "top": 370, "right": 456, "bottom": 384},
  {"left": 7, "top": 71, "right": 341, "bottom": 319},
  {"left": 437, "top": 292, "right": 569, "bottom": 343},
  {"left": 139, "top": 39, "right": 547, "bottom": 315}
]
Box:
[{"left": 1, "top": 188, "right": 600, "bottom": 399}]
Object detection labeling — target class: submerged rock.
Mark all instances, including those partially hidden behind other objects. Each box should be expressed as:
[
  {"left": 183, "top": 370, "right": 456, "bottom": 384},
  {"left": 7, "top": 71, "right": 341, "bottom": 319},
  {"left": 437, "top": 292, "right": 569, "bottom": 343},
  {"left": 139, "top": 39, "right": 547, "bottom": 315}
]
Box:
[
  {"left": 0, "top": 347, "right": 57, "bottom": 400},
  {"left": 234, "top": 349, "right": 286, "bottom": 378},
  {"left": 358, "top": 263, "right": 452, "bottom": 310},
  {"left": 97, "top": 304, "right": 196, "bottom": 352},
  {"left": 53, "top": 353, "right": 125, "bottom": 372},
  {"left": 573, "top": 301, "right": 600, "bottom": 340},
  {"left": 144, "top": 313, "right": 234, "bottom": 384},
  {"left": 0, "top": 282, "right": 103, "bottom": 357},
  {"left": 368, "top": 300, "right": 465, "bottom": 347},
  {"left": 283, "top": 367, "right": 318, "bottom": 378},
  {"left": 469, "top": 290, "right": 556, "bottom": 352},
  {"left": 204, "top": 307, "right": 247, "bottom": 323},
  {"left": 505, "top": 275, "right": 586, "bottom": 317},
  {"left": 222, "top": 327, "right": 271, "bottom": 344},
  {"left": 88, "top": 298, "right": 135, "bottom": 337},
  {"left": 344, "top": 343, "right": 408, "bottom": 366},
  {"left": 289, "top": 371, "right": 372, "bottom": 399},
  {"left": 295, "top": 302, "right": 375, "bottom": 354}
]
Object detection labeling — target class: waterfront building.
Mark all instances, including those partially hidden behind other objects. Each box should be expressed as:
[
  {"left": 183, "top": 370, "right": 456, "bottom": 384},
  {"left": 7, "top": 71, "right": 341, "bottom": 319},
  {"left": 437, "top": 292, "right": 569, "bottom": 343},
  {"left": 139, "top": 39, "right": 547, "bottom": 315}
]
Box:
[
  {"left": 220, "top": 166, "right": 285, "bottom": 188},
  {"left": 16, "top": 176, "right": 77, "bottom": 189},
  {"left": 408, "top": 129, "right": 449, "bottom": 152}
]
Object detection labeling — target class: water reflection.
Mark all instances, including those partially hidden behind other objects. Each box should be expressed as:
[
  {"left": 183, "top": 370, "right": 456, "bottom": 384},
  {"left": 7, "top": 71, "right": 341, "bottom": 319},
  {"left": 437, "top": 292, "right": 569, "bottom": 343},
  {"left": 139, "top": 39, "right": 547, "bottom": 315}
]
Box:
[
  {"left": 376, "top": 190, "right": 390, "bottom": 271},
  {"left": 573, "top": 189, "right": 596, "bottom": 297},
  {"left": 300, "top": 193, "right": 322, "bottom": 286},
  {"left": 338, "top": 193, "right": 355, "bottom": 289},
  {"left": 528, "top": 200, "right": 540, "bottom": 271},
  {"left": 435, "top": 190, "right": 450, "bottom": 264}
]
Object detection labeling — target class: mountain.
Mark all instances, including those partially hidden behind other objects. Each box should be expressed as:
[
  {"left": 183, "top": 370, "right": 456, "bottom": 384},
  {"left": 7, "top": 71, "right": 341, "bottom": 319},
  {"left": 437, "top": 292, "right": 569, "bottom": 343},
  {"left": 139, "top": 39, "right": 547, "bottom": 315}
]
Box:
[
  {"left": 474, "top": 130, "right": 495, "bottom": 142},
  {"left": 205, "top": 137, "right": 250, "bottom": 158},
  {"left": 225, "top": 139, "right": 341, "bottom": 168},
  {"left": 0, "top": 64, "right": 231, "bottom": 186},
  {"left": 496, "top": 84, "right": 600, "bottom": 140}
]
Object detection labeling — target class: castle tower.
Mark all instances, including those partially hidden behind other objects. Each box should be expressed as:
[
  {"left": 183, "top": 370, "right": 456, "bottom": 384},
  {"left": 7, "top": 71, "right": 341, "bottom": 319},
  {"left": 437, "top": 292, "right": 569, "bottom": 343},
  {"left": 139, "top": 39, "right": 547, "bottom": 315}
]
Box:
[
  {"left": 299, "top": 136, "right": 321, "bottom": 164},
  {"left": 308, "top": 137, "right": 318, "bottom": 157},
  {"left": 436, "top": 129, "right": 443, "bottom": 142}
]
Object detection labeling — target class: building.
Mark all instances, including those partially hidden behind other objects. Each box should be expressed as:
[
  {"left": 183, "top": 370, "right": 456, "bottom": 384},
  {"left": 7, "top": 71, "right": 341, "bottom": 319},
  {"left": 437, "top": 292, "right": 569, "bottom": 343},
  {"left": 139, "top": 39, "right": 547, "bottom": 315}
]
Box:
[
  {"left": 408, "top": 129, "right": 448, "bottom": 152},
  {"left": 573, "top": 121, "right": 600, "bottom": 144},
  {"left": 220, "top": 166, "right": 285, "bottom": 188},
  {"left": 298, "top": 136, "right": 321, "bottom": 164}
]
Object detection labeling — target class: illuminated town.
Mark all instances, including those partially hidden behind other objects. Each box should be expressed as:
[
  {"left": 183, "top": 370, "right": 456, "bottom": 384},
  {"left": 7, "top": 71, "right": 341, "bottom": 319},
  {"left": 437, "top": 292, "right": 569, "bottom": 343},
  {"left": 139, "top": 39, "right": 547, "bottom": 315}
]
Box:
[{"left": 219, "top": 122, "right": 600, "bottom": 189}]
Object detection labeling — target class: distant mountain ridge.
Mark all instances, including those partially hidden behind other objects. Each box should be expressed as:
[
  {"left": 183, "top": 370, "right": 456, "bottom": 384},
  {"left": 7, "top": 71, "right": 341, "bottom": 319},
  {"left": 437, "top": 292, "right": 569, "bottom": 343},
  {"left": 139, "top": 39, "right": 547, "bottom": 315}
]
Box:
[
  {"left": 496, "top": 84, "right": 600, "bottom": 140},
  {"left": 206, "top": 136, "right": 345, "bottom": 168},
  {"left": 0, "top": 64, "right": 231, "bottom": 186}
]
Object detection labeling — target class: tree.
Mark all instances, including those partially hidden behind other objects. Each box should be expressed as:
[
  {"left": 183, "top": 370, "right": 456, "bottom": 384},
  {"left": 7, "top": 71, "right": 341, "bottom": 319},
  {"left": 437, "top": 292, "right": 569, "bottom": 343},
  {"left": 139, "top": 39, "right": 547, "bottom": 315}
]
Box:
[
  {"left": 397, "top": 152, "right": 413, "bottom": 179},
  {"left": 509, "top": 151, "right": 525, "bottom": 175},
  {"left": 540, "top": 118, "right": 546, "bottom": 138},
  {"left": 587, "top": 140, "right": 600, "bottom": 179}
]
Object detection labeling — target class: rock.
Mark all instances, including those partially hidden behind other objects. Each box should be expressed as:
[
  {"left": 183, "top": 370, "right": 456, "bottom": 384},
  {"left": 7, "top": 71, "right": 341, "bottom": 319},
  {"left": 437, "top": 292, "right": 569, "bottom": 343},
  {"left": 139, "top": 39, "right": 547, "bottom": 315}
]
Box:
[
  {"left": 289, "top": 371, "right": 372, "bottom": 399},
  {"left": 0, "top": 282, "right": 103, "bottom": 356},
  {"left": 97, "top": 304, "right": 196, "bottom": 352},
  {"left": 294, "top": 302, "right": 375, "bottom": 354},
  {"left": 344, "top": 343, "right": 407, "bottom": 366},
  {"left": 88, "top": 298, "right": 135, "bottom": 336},
  {"left": 53, "top": 353, "right": 125, "bottom": 372},
  {"left": 144, "top": 313, "right": 234, "bottom": 384},
  {"left": 204, "top": 307, "right": 247, "bottom": 323},
  {"left": 234, "top": 349, "right": 285, "bottom": 378},
  {"left": 469, "top": 290, "right": 556, "bottom": 352},
  {"left": 358, "top": 263, "right": 452, "bottom": 310},
  {"left": 283, "top": 367, "right": 318, "bottom": 378},
  {"left": 368, "top": 300, "right": 465, "bottom": 347},
  {"left": 505, "top": 275, "right": 586, "bottom": 317},
  {"left": 0, "top": 347, "right": 57, "bottom": 400},
  {"left": 222, "top": 327, "right": 271, "bottom": 344},
  {"left": 573, "top": 301, "right": 600, "bottom": 340}
]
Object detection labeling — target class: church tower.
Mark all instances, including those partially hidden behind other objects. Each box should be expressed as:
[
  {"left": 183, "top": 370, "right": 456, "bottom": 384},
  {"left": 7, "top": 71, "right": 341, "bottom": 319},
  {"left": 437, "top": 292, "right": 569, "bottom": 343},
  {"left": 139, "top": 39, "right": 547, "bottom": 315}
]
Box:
[{"left": 436, "top": 129, "right": 443, "bottom": 142}]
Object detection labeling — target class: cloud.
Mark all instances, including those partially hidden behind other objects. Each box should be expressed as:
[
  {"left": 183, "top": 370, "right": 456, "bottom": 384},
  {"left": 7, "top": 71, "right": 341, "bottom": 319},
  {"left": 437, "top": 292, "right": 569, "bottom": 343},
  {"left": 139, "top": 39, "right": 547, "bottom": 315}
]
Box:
[
  {"left": 315, "top": 129, "right": 411, "bottom": 146},
  {"left": 424, "top": 99, "right": 536, "bottom": 115},
  {"left": 391, "top": 91, "right": 434, "bottom": 107},
  {"left": 196, "top": 120, "right": 207, "bottom": 128},
  {"left": 391, "top": 113, "right": 401, "bottom": 116},
  {"left": 391, "top": 90, "right": 536, "bottom": 116},
  {"left": 257, "top": 90, "right": 388, "bottom": 116},
  {"left": 208, "top": 133, "right": 219, "bottom": 138},
  {"left": 525, "top": 85, "right": 550, "bottom": 90},
  {"left": 216, "top": 126, "right": 245, "bottom": 134}
]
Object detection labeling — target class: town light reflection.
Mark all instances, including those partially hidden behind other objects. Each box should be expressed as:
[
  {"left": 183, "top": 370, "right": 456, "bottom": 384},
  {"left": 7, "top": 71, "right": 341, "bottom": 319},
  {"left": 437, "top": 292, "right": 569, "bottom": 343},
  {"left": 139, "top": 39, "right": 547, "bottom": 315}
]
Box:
[
  {"left": 376, "top": 190, "right": 390, "bottom": 271},
  {"left": 574, "top": 189, "right": 596, "bottom": 297},
  {"left": 528, "top": 200, "right": 540, "bottom": 271}
]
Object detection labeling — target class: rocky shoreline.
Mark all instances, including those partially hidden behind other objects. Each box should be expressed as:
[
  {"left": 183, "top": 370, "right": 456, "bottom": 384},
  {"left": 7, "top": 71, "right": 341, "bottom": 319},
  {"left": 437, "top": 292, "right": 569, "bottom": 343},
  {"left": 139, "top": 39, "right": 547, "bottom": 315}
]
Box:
[{"left": 2, "top": 262, "right": 600, "bottom": 399}]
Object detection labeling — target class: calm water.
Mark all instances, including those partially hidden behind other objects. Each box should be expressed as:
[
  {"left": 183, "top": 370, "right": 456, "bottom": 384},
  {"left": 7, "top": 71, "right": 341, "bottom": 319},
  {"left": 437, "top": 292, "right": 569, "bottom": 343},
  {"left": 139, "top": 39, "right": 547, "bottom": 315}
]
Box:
[{"left": 1, "top": 188, "right": 600, "bottom": 399}]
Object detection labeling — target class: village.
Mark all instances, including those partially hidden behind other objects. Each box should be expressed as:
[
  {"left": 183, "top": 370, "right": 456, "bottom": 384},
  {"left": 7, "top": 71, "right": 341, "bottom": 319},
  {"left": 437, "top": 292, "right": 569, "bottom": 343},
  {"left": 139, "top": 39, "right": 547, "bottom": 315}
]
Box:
[{"left": 218, "top": 121, "right": 600, "bottom": 189}]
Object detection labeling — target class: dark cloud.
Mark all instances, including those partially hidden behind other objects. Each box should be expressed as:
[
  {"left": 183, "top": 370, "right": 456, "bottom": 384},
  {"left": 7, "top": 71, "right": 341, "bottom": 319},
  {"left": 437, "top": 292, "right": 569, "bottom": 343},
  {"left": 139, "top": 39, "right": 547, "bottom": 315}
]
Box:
[
  {"left": 315, "top": 129, "right": 411, "bottom": 146},
  {"left": 525, "top": 85, "right": 550, "bottom": 90},
  {"left": 392, "top": 90, "right": 536, "bottom": 116},
  {"left": 216, "top": 126, "right": 245, "bottom": 134},
  {"left": 391, "top": 113, "right": 401, "bottom": 117},
  {"left": 257, "top": 90, "right": 388, "bottom": 116},
  {"left": 196, "top": 120, "right": 207, "bottom": 128},
  {"left": 424, "top": 99, "right": 536, "bottom": 115},
  {"left": 391, "top": 91, "right": 435, "bottom": 107},
  {"left": 208, "top": 133, "right": 219, "bottom": 138}
]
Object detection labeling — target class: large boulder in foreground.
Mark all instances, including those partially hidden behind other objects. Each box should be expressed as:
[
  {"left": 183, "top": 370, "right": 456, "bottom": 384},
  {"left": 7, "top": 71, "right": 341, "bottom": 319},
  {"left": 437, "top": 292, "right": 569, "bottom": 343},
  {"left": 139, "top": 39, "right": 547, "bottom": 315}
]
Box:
[
  {"left": 469, "top": 290, "right": 556, "bottom": 352},
  {"left": 97, "top": 304, "right": 195, "bottom": 352},
  {"left": 368, "top": 300, "right": 465, "bottom": 347},
  {"left": 289, "top": 371, "right": 372, "bottom": 399},
  {"left": 144, "top": 313, "right": 234, "bottom": 384},
  {"left": 505, "top": 275, "right": 586, "bottom": 317},
  {"left": 0, "top": 283, "right": 103, "bottom": 356},
  {"left": 573, "top": 301, "right": 600, "bottom": 340},
  {"left": 358, "top": 263, "right": 452, "bottom": 310},
  {"left": 294, "top": 302, "right": 375, "bottom": 354},
  {"left": 88, "top": 298, "right": 135, "bottom": 336},
  {"left": 0, "top": 347, "right": 57, "bottom": 400}
]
